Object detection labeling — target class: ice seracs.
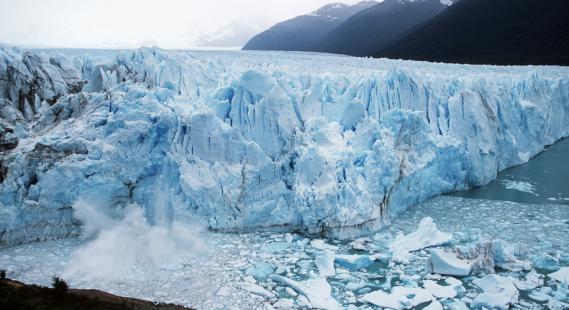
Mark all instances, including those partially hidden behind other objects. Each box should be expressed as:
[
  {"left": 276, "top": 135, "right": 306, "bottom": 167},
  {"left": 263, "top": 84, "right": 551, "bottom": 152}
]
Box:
[{"left": 1, "top": 46, "right": 568, "bottom": 245}]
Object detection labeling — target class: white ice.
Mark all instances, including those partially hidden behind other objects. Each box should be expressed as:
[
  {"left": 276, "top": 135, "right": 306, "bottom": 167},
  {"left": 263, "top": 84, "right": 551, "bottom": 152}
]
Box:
[
  {"left": 500, "top": 180, "right": 539, "bottom": 195},
  {"left": 472, "top": 274, "right": 519, "bottom": 310},
  {"left": 550, "top": 267, "right": 569, "bottom": 283},
  {"left": 1, "top": 46, "right": 568, "bottom": 244},
  {"left": 390, "top": 217, "right": 452, "bottom": 263},
  {"left": 427, "top": 249, "right": 473, "bottom": 276},
  {"left": 270, "top": 275, "right": 341, "bottom": 310},
  {"left": 361, "top": 286, "right": 433, "bottom": 309}
]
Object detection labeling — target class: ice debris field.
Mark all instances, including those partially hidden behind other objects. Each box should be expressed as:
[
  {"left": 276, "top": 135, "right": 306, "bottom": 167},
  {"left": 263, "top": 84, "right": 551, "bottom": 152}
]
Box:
[{"left": 0, "top": 46, "right": 568, "bottom": 309}]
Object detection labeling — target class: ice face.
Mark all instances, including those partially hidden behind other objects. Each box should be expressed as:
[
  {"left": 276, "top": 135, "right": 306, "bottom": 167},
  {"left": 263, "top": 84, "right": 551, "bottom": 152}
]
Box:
[{"left": 1, "top": 46, "right": 568, "bottom": 245}]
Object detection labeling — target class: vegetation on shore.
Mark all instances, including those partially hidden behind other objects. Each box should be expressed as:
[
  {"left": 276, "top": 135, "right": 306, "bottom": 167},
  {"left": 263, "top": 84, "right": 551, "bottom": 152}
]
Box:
[{"left": 0, "top": 272, "right": 191, "bottom": 310}]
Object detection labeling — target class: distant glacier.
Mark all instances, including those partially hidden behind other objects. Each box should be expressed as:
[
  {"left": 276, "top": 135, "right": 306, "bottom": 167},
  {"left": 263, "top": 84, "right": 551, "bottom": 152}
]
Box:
[{"left": 1, "top": 46, "right": 568, "bottom": 245}]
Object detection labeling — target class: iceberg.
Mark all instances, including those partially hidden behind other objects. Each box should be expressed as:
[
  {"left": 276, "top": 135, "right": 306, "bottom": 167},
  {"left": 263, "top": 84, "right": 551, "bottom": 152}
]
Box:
[
  {"left": 550, "top": 267, "right": 569, "bottom": 283},
  {"left": 472, "top": 274, "right": 519, "bottom": 310},
  {"left": 427, "top": 249, "right": 474, "bottom": 276},
  {"left": 270, "top": 275, "right": 341, "bottom": 310},
  {"left": 390, "top": 217, "right": 453, "bottom": 263},
  {"left": 314, "top": 251, "right": 336, "bottom": 277},
  {"left": 1, "top": 46, "right": 568, "bottom": 245},
  {"left": 361, "top": 286, "right": 434, "bottom": 309},
  {"left": 334, "top": 254, "right": 378, "bottom": 270}
]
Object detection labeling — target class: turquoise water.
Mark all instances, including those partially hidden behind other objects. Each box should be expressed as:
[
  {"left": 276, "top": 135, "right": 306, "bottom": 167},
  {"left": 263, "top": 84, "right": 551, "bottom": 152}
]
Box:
[{"left": 450, "top": 138, "right": 569, "bottom": 205}]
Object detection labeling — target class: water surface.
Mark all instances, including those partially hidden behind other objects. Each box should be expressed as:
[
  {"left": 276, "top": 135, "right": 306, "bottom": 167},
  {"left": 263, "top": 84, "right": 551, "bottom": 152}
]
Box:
[{"left": 450, "top": 138, "right": 569, "bottom": 205}]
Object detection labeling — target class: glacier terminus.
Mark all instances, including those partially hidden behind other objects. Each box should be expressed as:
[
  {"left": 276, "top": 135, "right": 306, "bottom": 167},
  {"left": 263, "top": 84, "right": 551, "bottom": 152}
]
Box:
[{"left": 1, "top": 46, "right": 568, "bottom": 244}]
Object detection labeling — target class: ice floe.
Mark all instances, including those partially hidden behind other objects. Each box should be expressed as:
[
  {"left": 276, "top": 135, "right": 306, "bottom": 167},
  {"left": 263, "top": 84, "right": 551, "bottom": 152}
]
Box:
[
  {"left": 270, "top": 275, "right": 341, "bottom": 310},
  {"left": 427, "top": 249, "right": 474, "bottom": 276},
  {"left": 361, "top": 286, "right": 433, "bottom": 309},
  {"left": 390, "top": 217, "right": 452, "bottom": 263},
  {"left": 315, "top": 251, "right": 336, "bottom": 277},
  {"left": 472, "top": 274, "right": 519, "bottom": 310},
  {"left": 501, "top": 180, "right": 538, "bottom": 195},
  {"left": 550, "top": 267, "right": 569, "bottom": 283}
]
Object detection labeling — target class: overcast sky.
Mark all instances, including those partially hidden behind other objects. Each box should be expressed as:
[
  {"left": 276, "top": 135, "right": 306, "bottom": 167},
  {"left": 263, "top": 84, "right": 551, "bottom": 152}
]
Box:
[{"left": 0, "top": 0, "right": 365, "bottom": 49}]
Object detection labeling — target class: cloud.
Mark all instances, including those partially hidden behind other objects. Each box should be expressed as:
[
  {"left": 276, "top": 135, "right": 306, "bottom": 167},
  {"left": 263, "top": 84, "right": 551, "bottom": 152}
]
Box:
[
  {"left": 0, "top": 0, "right": 364, "bottom": 49},
  {"left": 195, "top": 20, "right": 266, "bottom": 48}
]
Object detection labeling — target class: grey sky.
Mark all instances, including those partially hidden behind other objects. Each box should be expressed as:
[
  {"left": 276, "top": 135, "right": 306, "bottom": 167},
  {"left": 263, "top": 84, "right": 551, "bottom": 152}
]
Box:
[{"left": 0, "top": 0, "right": 364, "bottom": 49}]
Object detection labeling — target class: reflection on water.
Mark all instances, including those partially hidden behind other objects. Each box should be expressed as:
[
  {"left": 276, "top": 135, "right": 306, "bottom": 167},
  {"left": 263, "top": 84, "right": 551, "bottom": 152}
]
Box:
[{"left": 450, "top": 138, "right": 569, "bottom": 205}]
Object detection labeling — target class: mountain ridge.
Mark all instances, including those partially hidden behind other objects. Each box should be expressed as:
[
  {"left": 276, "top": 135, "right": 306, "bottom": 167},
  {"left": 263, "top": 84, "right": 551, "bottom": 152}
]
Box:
[{"left": 242, "top": 1, "right": 377, "bottom": 51}]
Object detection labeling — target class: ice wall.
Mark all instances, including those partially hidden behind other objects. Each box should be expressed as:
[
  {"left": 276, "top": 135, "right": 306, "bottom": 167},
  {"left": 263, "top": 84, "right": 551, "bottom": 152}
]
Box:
[{"left": 0, "top": 46, "right": 568, "bottom": 244}]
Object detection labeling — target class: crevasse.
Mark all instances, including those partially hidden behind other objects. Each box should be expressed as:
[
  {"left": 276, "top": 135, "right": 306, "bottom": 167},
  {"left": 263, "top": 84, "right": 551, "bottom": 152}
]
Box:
[{"left": 0, "top": 46, "right": 568, "bottom": 245}]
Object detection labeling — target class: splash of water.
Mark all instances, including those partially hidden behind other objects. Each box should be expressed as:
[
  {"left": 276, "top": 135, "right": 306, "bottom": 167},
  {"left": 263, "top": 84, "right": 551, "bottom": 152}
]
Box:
[{"left": 63, "top": 182, "right": 204, "bottom": 284}]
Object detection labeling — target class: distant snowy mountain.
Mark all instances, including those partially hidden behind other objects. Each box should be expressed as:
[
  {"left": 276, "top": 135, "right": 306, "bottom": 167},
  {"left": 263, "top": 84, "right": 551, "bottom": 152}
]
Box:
[
  {"left": 244, "top": 0, "right": 451, "bottom": 54},
  {"left": 244, "top": 0, "right": 569, "bottom": 65},
  {"left": 242, "top": 1, "right": 377, "bottom": 51},
  {"left": 317, "top": 0, "right": 450, "bottom": 57}
]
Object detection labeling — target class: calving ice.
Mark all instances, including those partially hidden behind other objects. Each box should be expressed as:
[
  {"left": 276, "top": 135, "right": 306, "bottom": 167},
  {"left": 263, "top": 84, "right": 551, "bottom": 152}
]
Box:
[{"left": 0, "top": 46, "right": 568, "bottom": 245}]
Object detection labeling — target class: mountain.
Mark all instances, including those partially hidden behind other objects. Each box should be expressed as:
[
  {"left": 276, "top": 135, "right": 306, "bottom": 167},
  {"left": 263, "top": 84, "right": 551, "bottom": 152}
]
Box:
[
  {"left": 318, "top": 0, "right": 450, "bottom": 57},
  {"left": 242, "top": 1, "right": 377, "bottom": 51},
  {"left": 379, "top": 0, "right": 569, "bottom": 65}
]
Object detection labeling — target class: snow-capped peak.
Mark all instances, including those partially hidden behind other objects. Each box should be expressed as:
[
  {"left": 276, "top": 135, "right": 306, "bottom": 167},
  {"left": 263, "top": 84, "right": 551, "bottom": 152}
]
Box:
[{"left": 309, "top": 1, "right": 377, "bottom": 21}]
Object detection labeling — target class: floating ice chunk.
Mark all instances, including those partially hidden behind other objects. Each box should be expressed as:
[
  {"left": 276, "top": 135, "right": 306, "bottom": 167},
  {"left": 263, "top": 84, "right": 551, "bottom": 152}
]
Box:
[
  {"left": 311, "top": 239, "right": 338, "bottom": 251},
  {"left": 512, "top": 271, "right": 543, "bottom": 290},
  {"left": 423, "top": 280, "right": 457, "bottom": 298},
  {"left": 242, "top": 283, "right": 276, "bottom": 299},
  {"left": 424, "top": 300, "right": 443, "bottom": 310},
  {"left": 427, "top": 249, "right": 474, "bottom": 276},
  {"left": 284, "top": 233, "right": 294, "bottom": 243},
  {"left": 349, "top": 237, "right": 374, "bottom": 251},
  {"left": 446, "top": 300, "right": 469, "bottom": 310},
  {"left": 548, "top": 300, "right": 569, "bottom": 310},
  {"left": 334, "top": 254, "right": 378, "bottom": 270},
  {"left": 461, "top": 239, "right": 531, "bottom": 273},
  {"left": 533, "top": 254, "right": 560, "bottom": 272},
  {"left": 246, "top": 262, "right": 275, "bottom": 279},
  {"left": 297, "top": 295, "right": 311, "bottom": 308},
  {"left": 472, "top": 274, "right": 519, "bottom": 310},
  {"left": 550, "top": 267, "right": 569, "bottom": 283},
  {"left": 361, "top": 286, "right": 433, "bottom": 309},
  {"left": 285, "top": 287, "right": 297, "bottom": 297},
  {"left": 243, "top": 276, "right": 256, "bottom": 283},
  {"left": 273, "top": 298, "right": 295, "bottom": 309},
  {"left": 500, "top": 180, "right": 538, "bottom": 196},
  {"left": 271, "top": 275, "right": 341, "bottom": 310},
  {"left": 262, "top": 242, "right": 290, "bottom": 253},
  {"left": 390, "top": 218, "right": 452, "bottom": 263},
  {"left": 491, "top": 240, "right": 531, "bottom": 271},
  {"left": 315, "top": 251, "right": 336, "bottom": 277},
  {"left": 345, "top": 281, "right": 366, "bottom": 292},
  {"left": 216, "top": 286, "right": 231, "bottom": 297}
]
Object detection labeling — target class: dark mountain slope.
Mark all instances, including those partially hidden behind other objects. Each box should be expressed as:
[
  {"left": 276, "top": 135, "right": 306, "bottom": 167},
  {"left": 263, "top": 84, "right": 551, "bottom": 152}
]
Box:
[
  {"left": 318, "top": 0, "right": 449, "bottom": 57},
  {"left": 378, "top": 0, "right": 569, "bottom": 65},
  {"left": 242, "top": 1, "right": 377, "bottom": 51}
]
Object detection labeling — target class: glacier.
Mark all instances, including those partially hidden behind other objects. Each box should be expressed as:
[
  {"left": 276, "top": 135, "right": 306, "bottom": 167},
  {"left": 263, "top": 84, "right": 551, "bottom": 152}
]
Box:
[{"left": 0, "top": 45, "right": 568, "bottom": 245}]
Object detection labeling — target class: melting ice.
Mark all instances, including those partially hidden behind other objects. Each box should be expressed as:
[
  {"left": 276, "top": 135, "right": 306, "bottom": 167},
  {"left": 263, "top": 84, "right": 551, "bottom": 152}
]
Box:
[{"left": 0, "top": 46, "right": 568, "bottom": 309}]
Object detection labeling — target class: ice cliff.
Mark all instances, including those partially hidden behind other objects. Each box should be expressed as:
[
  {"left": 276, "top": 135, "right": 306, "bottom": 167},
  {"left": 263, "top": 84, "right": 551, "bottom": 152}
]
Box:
[{"left": 0, "top": 46, "right": 568, "bottom": 245}]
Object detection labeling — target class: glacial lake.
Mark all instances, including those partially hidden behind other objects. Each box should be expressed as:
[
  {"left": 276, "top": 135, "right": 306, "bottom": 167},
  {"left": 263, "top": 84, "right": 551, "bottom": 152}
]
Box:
[{"left": 449, "top": 137, "right": 569, "bottom": 205}]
